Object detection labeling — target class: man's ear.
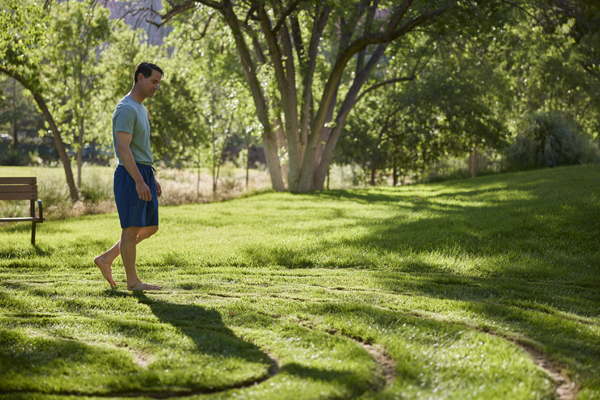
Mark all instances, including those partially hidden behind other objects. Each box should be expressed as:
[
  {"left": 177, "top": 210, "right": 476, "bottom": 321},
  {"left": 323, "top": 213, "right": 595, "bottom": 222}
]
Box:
[{"left": 136, "top": 72, "right": 144, "bottom": 84}]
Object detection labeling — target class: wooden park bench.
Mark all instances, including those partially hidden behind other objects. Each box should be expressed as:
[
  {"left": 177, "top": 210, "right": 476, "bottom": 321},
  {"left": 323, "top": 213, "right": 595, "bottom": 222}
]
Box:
[{"left": 0, "top": 177, "right": 44, "bottom": 245}]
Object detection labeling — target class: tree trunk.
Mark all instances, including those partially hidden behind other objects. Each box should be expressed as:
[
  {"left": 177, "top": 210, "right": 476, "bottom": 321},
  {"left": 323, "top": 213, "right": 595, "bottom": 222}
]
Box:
[
  {"left": 312, "top": 45, "right": 388, "bottom": 190},
  {"left": 77, "top": 151, "right": 82, "bottom": 190},
  {"left": 77, "top": 117, "right": 84, "bottom": 190},
  {"left": 471, "top": 146, "right": 478, "bottom": 178},
  {"left": 259, "top": 11, "right": 299, "bottom": 190},
  {"left": 370, "top": 164, "right": 376, "bottom": 186},
  {"left": 393, "top": 158, "right": 398, "bottom": 186},
  {"left": 221, "top": 2, "right": 285, "bottom": 192},
  {"left": 275, "top": 117, "right": 288, "bottom": 188},
  {"left": 244, "top": 137, "right": 250, "bottom": 190},
  {"left": 12, "top": 120, "right": 18, "bottom": 149},
  {"left": 11, "top": 79, "right": 18, "bottom": 149},
  {"left": 35, "top": 93, "right": 79, "bottom": 201},
  {"left": 211, "top": 127, "right": 217, "bottom": 195},
  {"left": 0, "top": 67, "right": 78, "bottom": 201},
  {"left": 197, "top": 161, "right": 201, "bottom": 200},
  {"left": 245, "top": 151, "right": 249, "bottom": 190},
  {"left": 291, "top": 5, "right": 332, "bottom": 169}
]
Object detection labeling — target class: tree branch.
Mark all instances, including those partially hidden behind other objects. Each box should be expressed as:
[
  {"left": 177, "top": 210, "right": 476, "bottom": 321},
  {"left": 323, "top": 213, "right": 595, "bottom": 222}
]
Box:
[
  {"left": 198, "top": 12, "right": 214, "bottom": 39},
  {"left": 243, "top": 1, "right": 260, "bottom": 25},
  {"left": 156, "top": 0, "right": 224, "bottom": 28},
  {"left": 356, "top": 76, "right": 413, "bottom": 105},
  {"left": 290, "top": 15, "right": 305, "bottom": 64},
  {"left": 313, "top": 0, "right": 456, "bottom": 145},
  {"left": 388, "top": 1, "right": 457, "bottom": 43},
  {"left": 356, "top": 0, "right": 380, "bottom": 76},
  {"left": 272, "top": 0, "right": 309, "bottom": 33}
]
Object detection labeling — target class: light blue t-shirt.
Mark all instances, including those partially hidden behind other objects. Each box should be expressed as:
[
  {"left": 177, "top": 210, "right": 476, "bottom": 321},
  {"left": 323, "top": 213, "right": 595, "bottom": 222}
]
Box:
[{"left": 112, "top": 94, "right": 154, "bottom": 166}]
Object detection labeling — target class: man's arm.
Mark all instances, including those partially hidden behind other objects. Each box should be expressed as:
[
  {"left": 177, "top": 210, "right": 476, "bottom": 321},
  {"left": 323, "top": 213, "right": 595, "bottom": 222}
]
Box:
[{"left": 116, "top": 131, "right": 152, "bottom": 201}]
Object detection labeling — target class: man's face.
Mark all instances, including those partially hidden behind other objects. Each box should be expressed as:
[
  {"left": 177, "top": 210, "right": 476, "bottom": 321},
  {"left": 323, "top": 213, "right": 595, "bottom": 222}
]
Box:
[{"left": 138, "top": 69, "right": 162, "bottom": 98}]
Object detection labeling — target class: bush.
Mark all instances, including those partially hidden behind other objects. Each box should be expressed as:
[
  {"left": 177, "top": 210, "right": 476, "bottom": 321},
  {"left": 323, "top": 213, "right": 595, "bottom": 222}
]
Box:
[
  {"left": 504, "top": 113, "right": 599, "bottom": 171},
  {"left": 0, "top": 147, "right": 27, "bottom": 166}
]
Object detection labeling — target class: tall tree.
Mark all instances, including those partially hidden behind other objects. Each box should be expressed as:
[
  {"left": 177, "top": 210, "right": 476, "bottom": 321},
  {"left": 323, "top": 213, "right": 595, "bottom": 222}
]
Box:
[
  {"left": 338, "top": 16, "right": 512, "bottom": 183},
  {"left": 46, "top": 0, "right": 112, "bottom": 189},
  {"left": 155, "top": 0, "right": 457, "bottom": 192},
  {"left": 0, "top": 0, "right": 78, "bottom": 201}
]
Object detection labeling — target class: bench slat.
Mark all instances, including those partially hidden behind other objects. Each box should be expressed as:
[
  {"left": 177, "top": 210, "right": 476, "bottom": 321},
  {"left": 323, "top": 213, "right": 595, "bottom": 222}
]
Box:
[
  {"left": 0, "top": 217, "right": 44, "bottom": 222},
  {"left": 0, "top": 178, "right": 44, "bottom": 245},
  {"left": 0, "top": 177, "right": 36, "bottom": 185},
  {"left": 0, "top": 193, "right": 37, "bottom": 200},
  {"left": 0, "top": 185, "right": 37, "bottom": 193}
]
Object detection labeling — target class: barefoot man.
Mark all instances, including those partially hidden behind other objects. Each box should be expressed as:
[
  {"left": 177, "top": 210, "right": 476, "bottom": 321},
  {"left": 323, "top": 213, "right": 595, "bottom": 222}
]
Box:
[{"left": 95, "top": 62, "right": 164, "bottom": 291}]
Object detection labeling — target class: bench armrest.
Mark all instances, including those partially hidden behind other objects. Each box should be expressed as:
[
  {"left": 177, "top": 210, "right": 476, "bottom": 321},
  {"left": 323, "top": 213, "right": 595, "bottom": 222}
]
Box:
[{"left": 37, "top": 199, "right": 44, "bottom": 220}]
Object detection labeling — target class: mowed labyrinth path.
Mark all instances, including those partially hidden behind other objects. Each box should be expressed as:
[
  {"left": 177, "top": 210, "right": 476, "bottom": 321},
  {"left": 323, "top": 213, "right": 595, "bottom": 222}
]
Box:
[{"left": 1, "top": 166, "right": 599, "bottom": 399}]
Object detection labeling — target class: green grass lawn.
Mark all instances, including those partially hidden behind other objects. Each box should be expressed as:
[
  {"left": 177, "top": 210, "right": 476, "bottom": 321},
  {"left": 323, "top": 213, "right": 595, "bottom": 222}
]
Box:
[{"left": 1, "top": 165, "right": 599, "bottom": 399}]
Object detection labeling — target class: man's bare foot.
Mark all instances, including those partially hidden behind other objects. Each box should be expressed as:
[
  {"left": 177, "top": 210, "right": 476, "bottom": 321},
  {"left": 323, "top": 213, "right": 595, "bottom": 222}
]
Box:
[
  {"left": 127, "top": 280, "right": 162, "bottom": 291},
  {"left": 94, "top": 255, "right": 117, "bottom": 288}
]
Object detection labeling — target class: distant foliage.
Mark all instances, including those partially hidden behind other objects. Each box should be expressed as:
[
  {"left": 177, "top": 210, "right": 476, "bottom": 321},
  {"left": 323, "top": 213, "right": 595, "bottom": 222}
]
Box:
[
  {"left": 0, "top": 147, "right": 23, "bottom": 166},
  {"left": 504, "top": 113, "right": 599, "bottom": 171}
]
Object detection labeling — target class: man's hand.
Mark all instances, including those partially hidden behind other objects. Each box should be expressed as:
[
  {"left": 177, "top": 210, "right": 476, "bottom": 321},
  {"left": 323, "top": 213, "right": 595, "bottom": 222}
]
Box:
[
  {"left": 155, "top": 178, "right": 162, "bottom": 197},
  {"left": 136, "top": 180, "right": 152, "bottom": 201}
]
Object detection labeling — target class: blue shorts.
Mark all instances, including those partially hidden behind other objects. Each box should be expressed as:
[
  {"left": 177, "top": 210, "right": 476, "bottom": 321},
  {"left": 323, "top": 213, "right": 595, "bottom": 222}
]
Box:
[{"left": 114, "top": 164, "right": 159, "bottom": 229}]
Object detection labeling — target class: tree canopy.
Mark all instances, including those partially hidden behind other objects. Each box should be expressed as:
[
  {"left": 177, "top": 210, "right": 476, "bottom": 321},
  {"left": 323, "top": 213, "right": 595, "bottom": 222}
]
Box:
[{"left": 1, "top": 0, "right": 598, "bottom": 193}]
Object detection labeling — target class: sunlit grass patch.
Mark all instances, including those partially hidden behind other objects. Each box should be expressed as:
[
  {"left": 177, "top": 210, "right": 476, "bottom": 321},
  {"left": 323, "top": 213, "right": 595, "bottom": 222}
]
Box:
[{"left": 1, "top": 165, "right": 599, "bottom": 399}]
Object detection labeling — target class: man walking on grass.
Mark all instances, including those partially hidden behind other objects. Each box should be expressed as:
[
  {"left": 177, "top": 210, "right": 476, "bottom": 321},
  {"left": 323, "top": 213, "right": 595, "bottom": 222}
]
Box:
[{"left": 95, "top": 62, "right": 163, "bottom": 291}]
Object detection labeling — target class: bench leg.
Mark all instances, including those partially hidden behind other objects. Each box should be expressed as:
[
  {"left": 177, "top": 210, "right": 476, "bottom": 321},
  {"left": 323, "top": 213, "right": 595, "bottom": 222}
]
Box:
[{"left": 32, "top": 222, "right": 36, "bottom": 246}]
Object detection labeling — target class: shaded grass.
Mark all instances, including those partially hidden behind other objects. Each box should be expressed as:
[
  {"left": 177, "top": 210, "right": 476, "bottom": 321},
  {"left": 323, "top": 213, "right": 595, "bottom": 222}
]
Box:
[{"left": 0, "top": 165, "right": 599, "bottom": 399}]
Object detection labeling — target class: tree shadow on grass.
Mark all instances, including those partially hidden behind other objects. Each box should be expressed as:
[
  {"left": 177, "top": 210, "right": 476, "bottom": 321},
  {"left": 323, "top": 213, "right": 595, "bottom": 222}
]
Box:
[
  {"left": 0, "top": 245, "right": 51, "bottom": 259},
  {"left": 243, "top": 167, "right": 600, "bottom": 330},
  {"left": 249, "top": 167, "right": 600, "bottom": 280}
]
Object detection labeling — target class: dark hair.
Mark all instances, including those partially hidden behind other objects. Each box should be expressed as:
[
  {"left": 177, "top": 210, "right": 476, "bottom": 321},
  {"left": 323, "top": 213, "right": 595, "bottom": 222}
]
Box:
[{"left": 133, "top": 62, "right": 163, "bottom": 84}]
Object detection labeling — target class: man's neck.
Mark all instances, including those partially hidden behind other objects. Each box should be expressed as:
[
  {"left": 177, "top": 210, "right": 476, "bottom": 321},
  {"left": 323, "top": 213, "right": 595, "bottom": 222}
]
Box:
[{"left": 129, "top": 85, "right": 145, "bottom": 104}]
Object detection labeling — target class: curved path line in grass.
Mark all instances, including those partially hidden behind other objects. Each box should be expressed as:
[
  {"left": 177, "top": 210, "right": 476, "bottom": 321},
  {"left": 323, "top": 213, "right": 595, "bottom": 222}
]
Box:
[
  {"left": 265, "top": 283, "right": 584, "bottom": 399},
  {"left": 520, "top": 344, "right": 577, "bottom": 400},
  {"left": 0, "top": 352, "right": 279, "bottom": 399},
  {"left": 378, "top": 306, "right": 579, "bottom": 400},
  {"left": 287, "top": 300, "right": 578, "bottom": 400},
  {"left": 0, "top": 300, "right": 579, "bottom": 400},
  {"left": 219, "top": 291, "right": 581, "bottom": 399},
  {"left": 325, "top": 327, "right": 397, "bottom": 387}
]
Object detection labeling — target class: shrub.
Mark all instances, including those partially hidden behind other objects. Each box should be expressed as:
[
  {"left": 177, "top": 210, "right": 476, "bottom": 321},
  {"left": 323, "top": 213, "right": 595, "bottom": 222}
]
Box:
[
  {"left": 0, "top": 147, "right": 27, "bottom": 166},
  {"left": 503, "top": 113, "right": 598, "bottom": 171}
]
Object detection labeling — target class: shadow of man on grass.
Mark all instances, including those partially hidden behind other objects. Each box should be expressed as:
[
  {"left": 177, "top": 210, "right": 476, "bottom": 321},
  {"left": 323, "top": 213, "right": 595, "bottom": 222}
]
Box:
[
  {"left": 133, "top": 292, "right": 273, "bottom": 364},
  {"left": 126, "top": 292, "right": 363, "bottom": 396},
  {"left": 98, "top": 290, "right": 277, "bottom": 395}
]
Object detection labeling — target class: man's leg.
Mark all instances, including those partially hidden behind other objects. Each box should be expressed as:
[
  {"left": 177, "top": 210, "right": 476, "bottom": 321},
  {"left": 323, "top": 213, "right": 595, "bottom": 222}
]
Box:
[
  {"left": 121, "top": 226, "right": 162, "bottom": 290},
  {"left": 95, "top": 226, "right": 159, "bottom": 288}
]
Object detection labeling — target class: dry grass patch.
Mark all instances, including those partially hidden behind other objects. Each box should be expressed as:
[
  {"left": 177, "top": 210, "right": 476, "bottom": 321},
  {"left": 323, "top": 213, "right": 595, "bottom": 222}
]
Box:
[{"left": 0, "top": 164, "right": 272, "bottom": 220}]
